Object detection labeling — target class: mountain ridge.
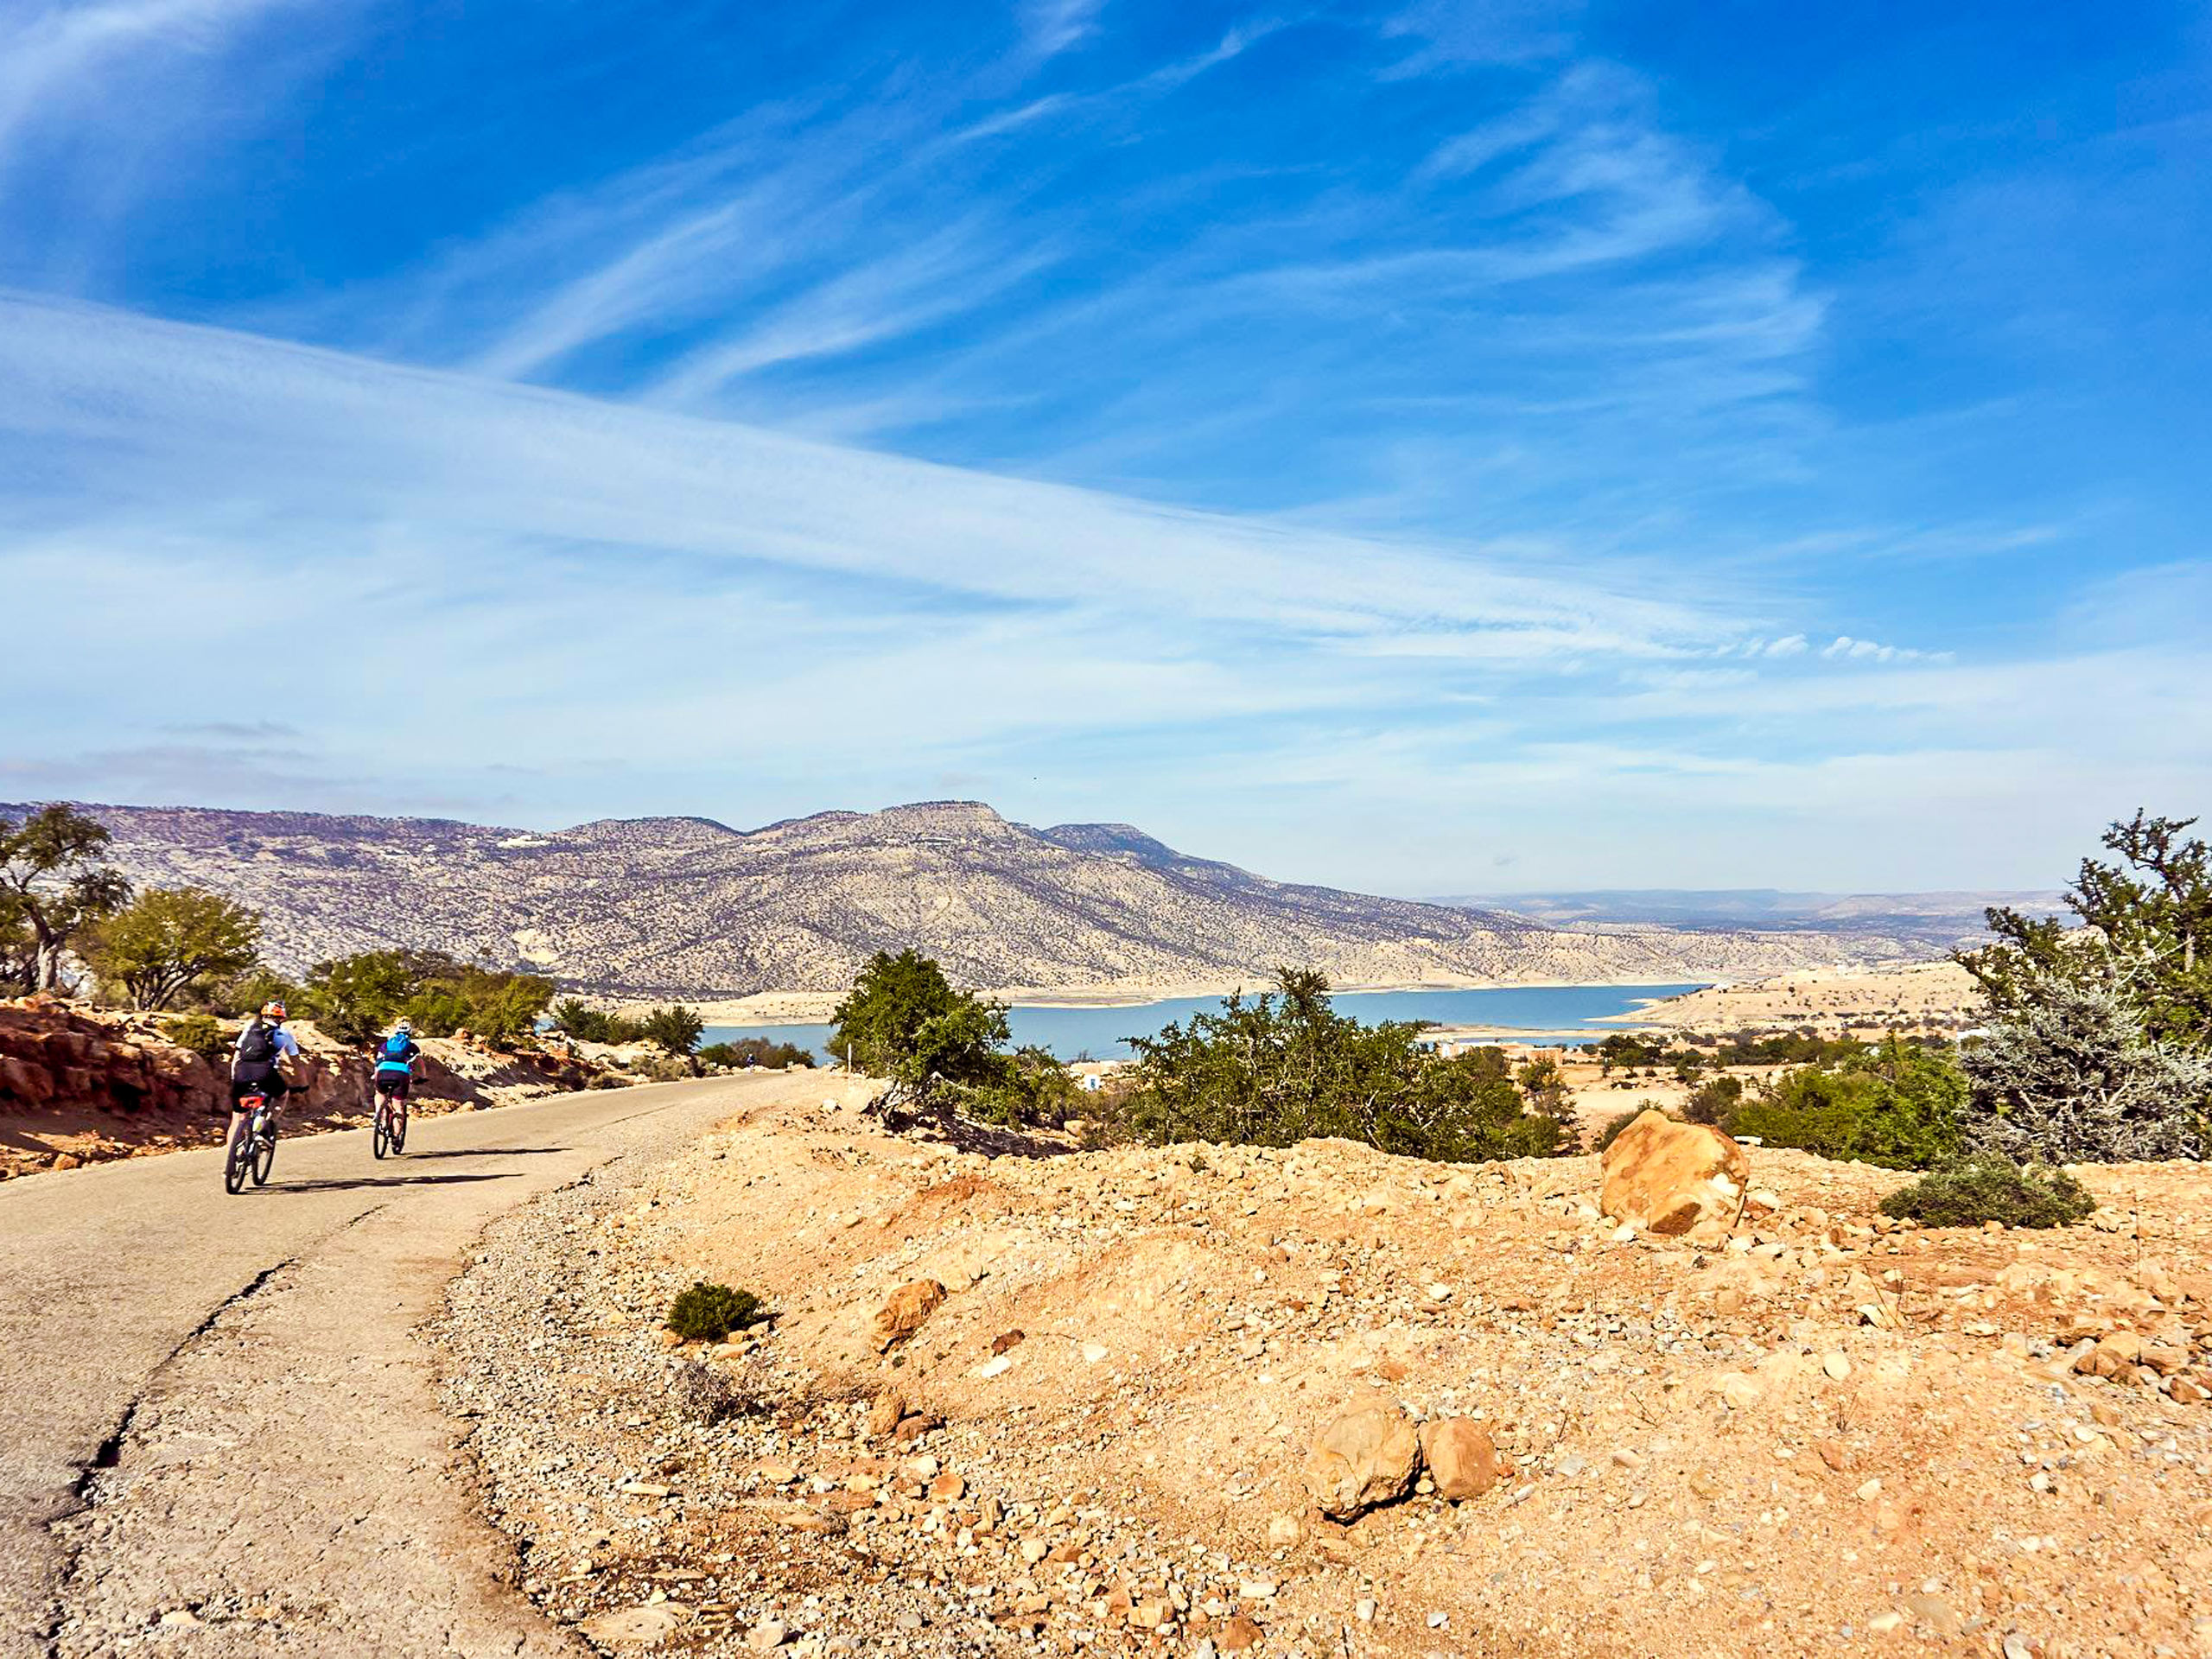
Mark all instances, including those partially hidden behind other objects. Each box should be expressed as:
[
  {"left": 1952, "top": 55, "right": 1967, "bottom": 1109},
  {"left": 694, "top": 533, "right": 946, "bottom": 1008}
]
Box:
[{"left": 7, "top": 798, "right": 1935, "bottom": 998}]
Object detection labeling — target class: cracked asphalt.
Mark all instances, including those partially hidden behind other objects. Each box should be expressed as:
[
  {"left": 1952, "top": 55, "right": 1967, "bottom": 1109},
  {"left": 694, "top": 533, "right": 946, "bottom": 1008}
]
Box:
[{"left": 0, "top": 1070, "right": 861, "bottom": 1657}]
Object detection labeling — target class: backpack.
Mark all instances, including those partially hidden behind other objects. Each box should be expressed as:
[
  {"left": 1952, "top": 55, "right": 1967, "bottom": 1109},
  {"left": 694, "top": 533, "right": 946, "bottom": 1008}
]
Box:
[
  {"left": 383, "top": 1033, "right": 411, "bottom": 1061},
  {"left": 236, "top": 1020, "right": 277, "bottom": 1068}
]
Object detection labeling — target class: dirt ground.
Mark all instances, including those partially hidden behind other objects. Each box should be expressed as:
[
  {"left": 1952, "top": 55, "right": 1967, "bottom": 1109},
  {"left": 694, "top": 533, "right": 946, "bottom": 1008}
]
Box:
[{"left": 435, "top": 1093, "right": 2212, "bottom": 1658}]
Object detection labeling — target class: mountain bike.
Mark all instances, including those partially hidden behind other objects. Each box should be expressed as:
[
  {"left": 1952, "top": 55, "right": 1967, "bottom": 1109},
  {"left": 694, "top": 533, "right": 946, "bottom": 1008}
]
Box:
[
  {"left": 371, "top": 1084, "right": 409, "bottom": 1159},
  {"left": 224, "top": 1092, "right": 278, "bottom": 1194}
]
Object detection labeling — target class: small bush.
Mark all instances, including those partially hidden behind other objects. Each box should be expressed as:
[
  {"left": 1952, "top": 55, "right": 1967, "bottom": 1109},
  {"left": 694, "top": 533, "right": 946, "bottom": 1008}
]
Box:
[
  {"left": 1878, "top": 1156, "right": 2095, "bottom": 1230},
  {"left": 664, "top": 1281, "right": 767, "bottom": 1342},
  {"left": 160, "top": 1012, "right": 230, "bottom": 1065},
  {"left": 667, "top": 1358, "right": 747, "bottom": 1425},
  {"left": 1682, "top": 1074, "right": 1743, "bottom": 1127}
]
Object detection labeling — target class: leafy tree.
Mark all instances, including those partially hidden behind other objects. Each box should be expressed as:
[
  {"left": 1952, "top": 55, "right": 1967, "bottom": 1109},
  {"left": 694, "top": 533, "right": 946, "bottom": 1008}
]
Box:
[
  {"left": 1961, "top": 963, "right": 2209, "bottom": 1163},
  {"left": 85, "top": 887, "right": 261, "bottom": 1010},
  {"left": 641, "top": 1004, "right": 706, "bottom": 1071},
  {"left": 0, "top": 805, "right": 132, "bottom": 991},
  {"left": 550, "top": 998, "right": 611, "bottom": 1041},
  {"left": 829, "top": 949, "right": 1072, "bottom": 1121},
  {"left": 1515, "top": 1054, "right": 1572, "bottom": 1122},
  {"left": 698, "top": 1037, "right": 815, "bottom": 1070},
  {"left": 1964, "top": 810, "right": 2212, "bottom": 1049},
  {"left": 829, "top": 950, "right": 1007, "bottom": 1088},
  {"left": 1119, "top": 968, "right": 1560, "bottom": 1162},
  {"left": 302, "top": 948, "right": 551, "bottom": 1047},
  {"left": 1955, "top": 810, "right": 2212, "bottom": 1160}
]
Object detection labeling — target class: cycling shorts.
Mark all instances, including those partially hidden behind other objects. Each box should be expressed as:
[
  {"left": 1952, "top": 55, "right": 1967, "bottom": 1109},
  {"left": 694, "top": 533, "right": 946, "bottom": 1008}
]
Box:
[{"left": 375, "top": 1070, "right": 412, "bottom": 1100}]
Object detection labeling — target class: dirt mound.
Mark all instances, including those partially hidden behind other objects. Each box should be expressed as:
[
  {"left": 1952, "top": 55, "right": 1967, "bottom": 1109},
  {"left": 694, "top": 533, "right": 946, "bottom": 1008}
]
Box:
[{"left": 434, "top": 1097, "right": 2212, "bottom": 1656}]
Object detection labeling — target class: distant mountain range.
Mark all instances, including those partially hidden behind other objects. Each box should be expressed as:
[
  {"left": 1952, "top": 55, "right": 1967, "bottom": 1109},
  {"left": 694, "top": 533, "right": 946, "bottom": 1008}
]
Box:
[
  {"left": 1436, "top": 887, "right": 2062, "bottom": 946},
  {"left": 18, "top": 800, "right": 1947, "bottom": 999}
]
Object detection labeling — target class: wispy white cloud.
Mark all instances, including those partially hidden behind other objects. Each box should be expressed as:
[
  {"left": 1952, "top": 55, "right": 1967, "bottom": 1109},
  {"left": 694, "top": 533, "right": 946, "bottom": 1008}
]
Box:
[{"left": 1018, "top": 0, "right": 1107, "bottom": 60}]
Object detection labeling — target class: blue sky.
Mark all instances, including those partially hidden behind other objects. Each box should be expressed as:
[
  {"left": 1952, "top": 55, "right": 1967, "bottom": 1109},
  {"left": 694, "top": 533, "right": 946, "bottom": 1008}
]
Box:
[{"left": 0, "top": 0, "right": 2206, "bottom": 894}]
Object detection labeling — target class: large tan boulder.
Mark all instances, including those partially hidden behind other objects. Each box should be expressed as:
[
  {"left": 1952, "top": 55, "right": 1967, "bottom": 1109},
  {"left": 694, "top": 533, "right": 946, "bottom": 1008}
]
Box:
[
  {"left": 1300, "top": 1401, "right": 1421, "bottom": 1519},
  {"left": 1419, "top": 1416, "right": 1508, "bottom": 1500},
  {"left": 872, "top": 1279, "right": 947, "bottom": 1352},
  {"left": 1600, "top": 1109, "right": 1749, "bottom": 1236}
]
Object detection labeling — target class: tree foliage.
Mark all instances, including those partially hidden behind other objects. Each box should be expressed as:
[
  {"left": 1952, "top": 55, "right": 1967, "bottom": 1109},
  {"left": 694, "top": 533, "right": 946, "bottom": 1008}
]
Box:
[
  {"left": 1955, "top": 810, "right": 2212, "bottom": 1161},
  {"left": 85, "top": 886, "right": 261, "bottom": 1010},
  {"left": 828, "top": 948, "right": 1070, "bottom": 1122},
  {"left": 640, "top": 1004, "right": 706, "bottom": 1071},
  {"left": 300, "top": 948, "right": 553, "bottom": 1046},
  {"left": 1118, "top": 968, "right": 1562, "bottom": 1162},
  {"left": 1961, "top": 965, "right": 2209, "bottom": 1163},
  {"left": 1964, "top": 810, "right": 2212, "bottom": 1049},
  {"left": 1723, "top": 1035, "right": 1967, "bottom": 1170},
  {"left": 0, "top": 805, "right": 132, "bottom": 991},
  {"left": 698, "top": 1037, "right": 816, "bottom": 1070}
]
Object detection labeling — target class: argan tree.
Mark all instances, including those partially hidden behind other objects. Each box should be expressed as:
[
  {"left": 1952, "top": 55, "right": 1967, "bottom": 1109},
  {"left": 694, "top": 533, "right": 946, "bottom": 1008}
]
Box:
[
  {"left": 0, "top": 804, "right": 132, "bottom": 991},
  {"left": 86, "top": 887, "right": 261, "bottom": 1011}
]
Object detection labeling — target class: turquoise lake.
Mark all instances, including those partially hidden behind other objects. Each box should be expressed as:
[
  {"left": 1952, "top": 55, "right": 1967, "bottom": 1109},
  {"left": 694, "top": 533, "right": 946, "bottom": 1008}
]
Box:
[{"left": 702, "top": 982, "right": 1703, "bottom": 1064}]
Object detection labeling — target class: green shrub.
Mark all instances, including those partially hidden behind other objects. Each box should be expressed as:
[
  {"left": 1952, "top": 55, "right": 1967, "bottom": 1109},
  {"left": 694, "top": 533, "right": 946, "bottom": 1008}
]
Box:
[
  {"left": 1878, "top": 1157, "right": 2095, "bottom": 1230},
  {"left": 664, "top": 1281, "right": 768, "bottom": 1343},
  {"left": 1730, "top": 1036, "right": 1966, "bottom": 1170},
  {"left": 1682, "top": 1074, "right": 1743, "bottom": 1126},
  {"left": 160, "top": 1012, "right": 230, "bottom": 1065},
  {"left": 1594, "top": 1105, "right": 1663, "bottom": 1152},
  {"left": 698, "top": 1038, "right": 816, "bottom": 1070}
]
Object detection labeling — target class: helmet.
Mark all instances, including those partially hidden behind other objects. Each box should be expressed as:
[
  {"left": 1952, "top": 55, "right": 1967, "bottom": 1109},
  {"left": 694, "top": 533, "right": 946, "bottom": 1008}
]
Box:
[
  {"left": 396, "top": 1018, "right": 414, "bottom": 1035},
  {"left": 262, "top": 1000, "right": 288, "bottom": 1020}
]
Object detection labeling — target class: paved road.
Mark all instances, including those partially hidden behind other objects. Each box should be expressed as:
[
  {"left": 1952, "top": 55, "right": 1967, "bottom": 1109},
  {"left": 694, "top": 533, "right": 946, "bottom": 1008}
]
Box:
[{"left": 0, "top": 1071, "right": 861, "bottom": 1658}]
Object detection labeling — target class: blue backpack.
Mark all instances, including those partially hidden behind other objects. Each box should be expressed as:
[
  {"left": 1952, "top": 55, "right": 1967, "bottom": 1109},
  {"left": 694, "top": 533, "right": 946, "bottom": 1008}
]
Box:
[{"left": 380, "top": 1033, "right": 413, "bottom": 1065}]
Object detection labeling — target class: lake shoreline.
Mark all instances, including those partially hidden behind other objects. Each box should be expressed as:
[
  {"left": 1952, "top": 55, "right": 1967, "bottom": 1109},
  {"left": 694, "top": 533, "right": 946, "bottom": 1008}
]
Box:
[
  {"left": 652, "top": 974, "right": 1722, "bottom": 1029},
  {"left": 694, "top": 982, "right": 1713, "bottom": 1065}
]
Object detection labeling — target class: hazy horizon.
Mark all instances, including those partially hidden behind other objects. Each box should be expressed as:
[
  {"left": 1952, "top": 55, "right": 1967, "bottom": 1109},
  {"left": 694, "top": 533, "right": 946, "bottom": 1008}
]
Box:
[{"left": 3, "top": 3, "right": 2205, "bottom": 894}]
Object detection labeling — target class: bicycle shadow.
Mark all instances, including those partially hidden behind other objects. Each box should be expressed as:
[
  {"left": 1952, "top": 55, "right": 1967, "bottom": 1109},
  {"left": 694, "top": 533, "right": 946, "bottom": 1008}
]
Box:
[
  {"left": 260, "top": 1171, "right": 525, "bottom": 1193},
  {"left": 384, "top": 1147, "right": 571, "bottom": 1160}
]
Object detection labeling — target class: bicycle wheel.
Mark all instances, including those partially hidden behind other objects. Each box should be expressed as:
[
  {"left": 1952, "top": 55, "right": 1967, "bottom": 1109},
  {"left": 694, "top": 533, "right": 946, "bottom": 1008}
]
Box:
[
  {"left": 372, "top": 1100, "right": 391, "bottom": 1160},
  {"left": 224, "top": 1116, "right": 252, "bottom": 1195},
  {"left": 251, "top": 1115, "right": 276, "bottom": 1185}
]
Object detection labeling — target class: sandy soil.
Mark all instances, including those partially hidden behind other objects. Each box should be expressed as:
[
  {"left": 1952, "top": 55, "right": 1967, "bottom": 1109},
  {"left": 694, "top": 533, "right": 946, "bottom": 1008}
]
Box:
[
  {"left": 1629, "top": 962, "right": 1981, "bottom": 1038},
  {"left": 435, "top": 1094, "right": 2212, "bottom": 1658}
]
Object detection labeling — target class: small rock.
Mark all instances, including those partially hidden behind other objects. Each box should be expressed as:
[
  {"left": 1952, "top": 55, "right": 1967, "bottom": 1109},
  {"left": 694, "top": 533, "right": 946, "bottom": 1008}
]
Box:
[
  {"left": 872, "top": 1280, "right": 946, "bottom": 1352},
  {"left": 1355, "top": 1598, "right": 1377, "bottom": 1623},
  {"left": 1823, "top": 1352, "right": 1851, "bottom": 1381},
  {"left": 746, "top": 1620, "right": 789, "bottom": 1650},
  {"left": 1421, "top": 1417, "right": 1507, "bottom": 1501},
  {"left": 1301, "top": 1402, "right": 1421, "bottom": 1519},
  {"left": 1217, "top": 1614, "right": 1265, "bottom": 1650},
  {"left": 867, "top": 1389, "right": 906, "bottom": 1438}
]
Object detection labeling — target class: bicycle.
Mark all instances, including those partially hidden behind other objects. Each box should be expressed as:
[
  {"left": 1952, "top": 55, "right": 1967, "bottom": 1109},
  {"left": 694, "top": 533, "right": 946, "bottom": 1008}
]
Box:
[
  {"left": 371, "top": 1083, "right": 409, "bottom": 1159},
  {"left": 224, "top": 1092, "right": 278, "bottom": 1194}
]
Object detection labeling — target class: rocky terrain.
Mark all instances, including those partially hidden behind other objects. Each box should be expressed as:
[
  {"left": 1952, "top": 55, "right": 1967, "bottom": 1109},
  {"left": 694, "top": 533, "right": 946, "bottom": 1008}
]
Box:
[
  {"left": 433, "top": 1095, "right": 2212, "bottom": 1658},
  {"left": 19, "top": 799, "right": 1931, "bottom": 1001},
  {"left": 0, "top": 996, "right": 623, "bottom": 1178}
]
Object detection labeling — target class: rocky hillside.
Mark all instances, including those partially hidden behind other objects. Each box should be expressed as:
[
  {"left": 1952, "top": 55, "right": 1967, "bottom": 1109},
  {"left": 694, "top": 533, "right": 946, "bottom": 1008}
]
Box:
[{"left": 19, "top": 800, "right": 1929, "bottom": 999}]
